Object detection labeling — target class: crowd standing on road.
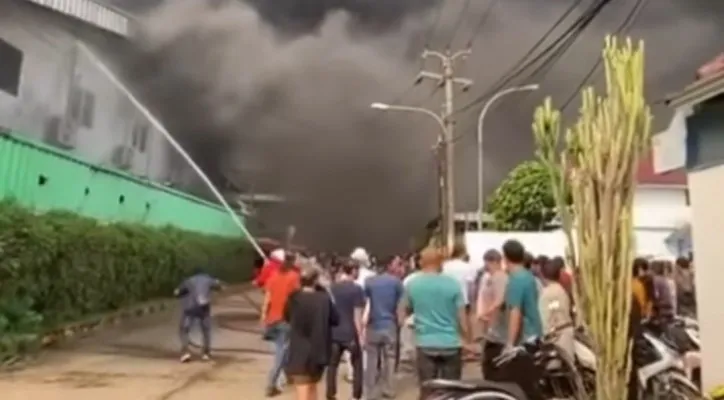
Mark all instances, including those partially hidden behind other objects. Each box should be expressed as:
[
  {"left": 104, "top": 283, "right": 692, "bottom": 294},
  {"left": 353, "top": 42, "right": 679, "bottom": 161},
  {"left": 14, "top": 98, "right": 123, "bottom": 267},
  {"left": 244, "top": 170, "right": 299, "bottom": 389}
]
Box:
[{"left": 180, "top": 239, "right": 698, "bottom": 400}]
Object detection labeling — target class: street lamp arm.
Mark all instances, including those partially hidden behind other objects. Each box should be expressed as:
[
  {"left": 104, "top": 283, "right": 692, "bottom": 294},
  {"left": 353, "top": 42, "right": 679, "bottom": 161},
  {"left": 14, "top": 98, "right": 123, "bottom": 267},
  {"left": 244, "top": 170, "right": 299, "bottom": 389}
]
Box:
[
  {"left": 372, "top": 104, "right": 448, "bottom": 137},
  {"left": 477, "top": 84, "right": 541, "bottom": 127},
  {"left": 475, "top": 84, "right": 540, "bottom": 230}
]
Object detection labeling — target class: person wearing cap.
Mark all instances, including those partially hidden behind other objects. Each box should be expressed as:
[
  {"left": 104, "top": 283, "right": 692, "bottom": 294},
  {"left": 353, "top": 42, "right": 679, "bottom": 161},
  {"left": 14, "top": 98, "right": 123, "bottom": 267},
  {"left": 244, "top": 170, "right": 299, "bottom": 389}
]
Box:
[
  {"left": 261, "top": 252, "right": 301, "bottom": 397},
  {"left": 255, "top": 248, "right": 287, "bottom": 288},
  {"left": 351, "top": 247, "right": 376, "bottom": 289},
  {"left": 347, "top": 247, "right": 376, "bottom": 382}
]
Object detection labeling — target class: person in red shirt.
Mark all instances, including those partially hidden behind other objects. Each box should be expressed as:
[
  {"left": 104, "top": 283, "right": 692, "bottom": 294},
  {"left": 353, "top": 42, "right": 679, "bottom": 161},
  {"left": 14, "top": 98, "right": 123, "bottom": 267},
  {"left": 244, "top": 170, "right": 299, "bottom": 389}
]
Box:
[
  {"left": 261, "top": 252, "right": 301, "bottom": 397},
  {"left": 255, "top": 248, "right": 287, "bottom": 288}
]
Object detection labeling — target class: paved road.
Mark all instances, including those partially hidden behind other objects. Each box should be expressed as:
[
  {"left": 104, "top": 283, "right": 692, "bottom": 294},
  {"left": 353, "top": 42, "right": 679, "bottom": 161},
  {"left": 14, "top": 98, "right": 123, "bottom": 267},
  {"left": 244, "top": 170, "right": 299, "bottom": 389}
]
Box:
[{"left": 0, "top": 289, "right": 423, "bottom": 400}]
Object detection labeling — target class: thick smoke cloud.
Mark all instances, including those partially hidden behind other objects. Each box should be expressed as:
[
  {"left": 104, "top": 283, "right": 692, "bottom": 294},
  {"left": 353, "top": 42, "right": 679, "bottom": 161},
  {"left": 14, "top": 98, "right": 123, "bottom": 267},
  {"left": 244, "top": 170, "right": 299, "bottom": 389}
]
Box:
[
  {"left": 118, "top": 0, "right": 441, "bottom": 253},
  {"left": 108, "top": 0, "right": 724, "bottom": 253}
]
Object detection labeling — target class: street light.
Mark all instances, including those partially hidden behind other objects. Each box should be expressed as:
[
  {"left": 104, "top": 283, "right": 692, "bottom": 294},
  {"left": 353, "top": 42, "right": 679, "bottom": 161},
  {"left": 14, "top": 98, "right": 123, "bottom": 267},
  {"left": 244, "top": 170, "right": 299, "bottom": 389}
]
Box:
[
  {"left": 370, "top": 102, "right": 448, "bottom": 139},
  {"left": 476, "top": 84, "right": 540, "bottom": 230},
  {"left": 370, "top": 101, "right": 453, "bottom": 250}
]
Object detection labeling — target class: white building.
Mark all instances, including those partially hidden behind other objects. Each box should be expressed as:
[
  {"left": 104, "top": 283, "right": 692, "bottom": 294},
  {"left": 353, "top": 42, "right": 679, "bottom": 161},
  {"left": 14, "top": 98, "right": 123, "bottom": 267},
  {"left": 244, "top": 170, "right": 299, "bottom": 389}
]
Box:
[
  {"left": 657, "top": 57, "right": 724, "bottom": 393},
  {"left": 632, "top": 149, "right": 691, "bottom": 258},
  {"left": 0, "top": 0, "right": 173, "bottom": 182}
]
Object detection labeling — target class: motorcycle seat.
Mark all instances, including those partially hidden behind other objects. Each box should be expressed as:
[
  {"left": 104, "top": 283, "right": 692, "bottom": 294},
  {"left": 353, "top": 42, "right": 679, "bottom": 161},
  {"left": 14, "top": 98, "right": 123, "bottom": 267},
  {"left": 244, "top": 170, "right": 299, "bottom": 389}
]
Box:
[{"left": 422, "top": 379, "right": 528, "bottom": 399}]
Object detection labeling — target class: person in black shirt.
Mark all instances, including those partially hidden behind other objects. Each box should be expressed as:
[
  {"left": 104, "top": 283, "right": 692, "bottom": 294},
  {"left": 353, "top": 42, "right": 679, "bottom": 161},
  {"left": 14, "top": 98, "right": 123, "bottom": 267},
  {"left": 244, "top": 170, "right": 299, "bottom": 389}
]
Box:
[
  {"left": 326, "top": 262, "right": 366, "bottom": 400},
  {"left": 284, "top": 266, "right": 339, "bottom": 400}
]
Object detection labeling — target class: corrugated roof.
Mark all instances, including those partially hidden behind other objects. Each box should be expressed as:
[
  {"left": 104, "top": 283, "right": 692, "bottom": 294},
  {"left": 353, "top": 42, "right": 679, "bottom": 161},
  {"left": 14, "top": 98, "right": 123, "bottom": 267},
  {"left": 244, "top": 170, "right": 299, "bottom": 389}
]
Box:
[
  {"left": 636, "top": 149, "right": 687, "bottom": 186},
  {"left": 23, "top": 0, "right": 130, "bottom": 37}
]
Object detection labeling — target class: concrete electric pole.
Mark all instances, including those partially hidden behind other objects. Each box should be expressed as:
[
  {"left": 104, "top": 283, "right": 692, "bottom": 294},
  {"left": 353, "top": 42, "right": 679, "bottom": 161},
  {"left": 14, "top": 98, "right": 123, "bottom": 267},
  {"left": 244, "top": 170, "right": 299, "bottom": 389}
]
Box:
[{"left": 418, "top": 49, "right": 473, "bottom": 254}]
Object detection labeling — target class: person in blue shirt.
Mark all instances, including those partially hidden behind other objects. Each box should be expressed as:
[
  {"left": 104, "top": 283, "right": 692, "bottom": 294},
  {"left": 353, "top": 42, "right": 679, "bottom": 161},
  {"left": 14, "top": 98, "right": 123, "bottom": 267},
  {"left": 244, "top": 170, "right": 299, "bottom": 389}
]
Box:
[
  {"left": 483, "top": 239, "right": 543, "bottom": 400},
  {"left": 174, "top": 267, "right": 223, "bottom": 363},
  {"left": 404, "top": 247, "right": 472, "bottom": 399},
  {"left": 327, "top": 262, "right": 365, "bottom": 400},
  {"left": 363, "top": 259, "right": 404, "bottom": 400}
]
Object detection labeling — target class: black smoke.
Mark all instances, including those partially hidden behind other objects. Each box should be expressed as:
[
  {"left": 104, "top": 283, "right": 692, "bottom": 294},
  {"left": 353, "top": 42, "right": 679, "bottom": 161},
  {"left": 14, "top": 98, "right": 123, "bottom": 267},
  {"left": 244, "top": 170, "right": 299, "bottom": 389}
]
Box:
[{"left": 104, "top": 0, "right": 724, "bottom": 253}]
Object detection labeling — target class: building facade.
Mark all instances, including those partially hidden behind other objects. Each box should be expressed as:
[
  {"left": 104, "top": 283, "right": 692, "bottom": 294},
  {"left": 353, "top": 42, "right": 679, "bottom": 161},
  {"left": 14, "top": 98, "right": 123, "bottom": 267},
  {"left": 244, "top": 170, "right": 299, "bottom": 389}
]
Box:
[
  {"left": 0, "top": 0, "right": 172, "bottom": 182},
  {"left": 631, "top": 151, "right": 691, "bottom": 257},
  {"left": 658, "top": 67, "right": 724, "bottom": 392}
]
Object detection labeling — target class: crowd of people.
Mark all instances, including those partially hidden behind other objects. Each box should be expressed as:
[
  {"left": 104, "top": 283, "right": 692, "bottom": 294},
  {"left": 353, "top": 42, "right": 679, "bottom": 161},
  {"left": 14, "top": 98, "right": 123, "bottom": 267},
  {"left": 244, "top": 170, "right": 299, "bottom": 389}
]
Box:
[{"left": 175, "top": 241, "right": 697, "bottom": 400}]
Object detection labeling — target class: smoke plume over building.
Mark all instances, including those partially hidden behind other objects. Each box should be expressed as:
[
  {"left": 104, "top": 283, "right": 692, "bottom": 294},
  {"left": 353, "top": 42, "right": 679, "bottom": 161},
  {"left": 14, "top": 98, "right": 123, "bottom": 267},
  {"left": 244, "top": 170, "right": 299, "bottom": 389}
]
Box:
[{"left": 107, "top": 0, "right": 724, "bottom": 253}]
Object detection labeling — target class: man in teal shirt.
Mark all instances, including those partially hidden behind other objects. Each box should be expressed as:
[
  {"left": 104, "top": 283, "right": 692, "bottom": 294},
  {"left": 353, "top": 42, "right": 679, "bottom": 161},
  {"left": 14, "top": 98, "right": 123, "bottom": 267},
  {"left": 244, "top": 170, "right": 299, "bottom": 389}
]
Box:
[
  {"left": 403, "top": 247, "right": 472, "bottom": 398},
  {"left": 482, "top": 239, "right": 543, "bottom": 400}
]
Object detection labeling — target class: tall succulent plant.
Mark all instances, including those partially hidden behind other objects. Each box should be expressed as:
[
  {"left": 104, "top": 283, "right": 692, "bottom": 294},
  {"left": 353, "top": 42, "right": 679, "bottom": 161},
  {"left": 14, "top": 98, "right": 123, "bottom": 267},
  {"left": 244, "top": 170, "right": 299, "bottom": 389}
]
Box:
[{"left": 533, "top": 36, "right": 652, "bottom": 399}]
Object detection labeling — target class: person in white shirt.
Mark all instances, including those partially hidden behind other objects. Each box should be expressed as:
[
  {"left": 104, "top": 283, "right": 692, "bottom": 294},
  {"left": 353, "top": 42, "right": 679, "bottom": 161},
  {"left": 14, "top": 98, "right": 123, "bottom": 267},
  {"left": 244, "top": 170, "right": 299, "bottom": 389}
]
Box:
[
  {"left": 347, "top": 247, "right": 375, "bottom": 382},
  {"left": 399, "top": 266, "right": 421, "bottom": 363},
  {"left": 442, "top": 244, "right": 478, "bottom": 312},
  {"left": 351, "top": 247, "right": 376, "bottom": 289},
  {"left": 442, "top": 244, "right": 478, "bottom": 359}
]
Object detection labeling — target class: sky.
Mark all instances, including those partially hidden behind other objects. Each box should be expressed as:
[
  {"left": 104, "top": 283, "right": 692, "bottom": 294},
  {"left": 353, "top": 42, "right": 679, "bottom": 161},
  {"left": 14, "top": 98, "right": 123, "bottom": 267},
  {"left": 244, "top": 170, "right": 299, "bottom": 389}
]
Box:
[{"left": 103, "top": 0, "right": 724, "bottom": 253}]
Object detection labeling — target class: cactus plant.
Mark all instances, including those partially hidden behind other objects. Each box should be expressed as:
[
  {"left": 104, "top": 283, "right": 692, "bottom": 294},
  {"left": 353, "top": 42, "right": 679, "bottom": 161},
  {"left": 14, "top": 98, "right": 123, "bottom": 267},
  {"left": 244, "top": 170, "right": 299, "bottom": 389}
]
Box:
[{"left": 533, "top": 36, "right": 652, "bottom": 399}]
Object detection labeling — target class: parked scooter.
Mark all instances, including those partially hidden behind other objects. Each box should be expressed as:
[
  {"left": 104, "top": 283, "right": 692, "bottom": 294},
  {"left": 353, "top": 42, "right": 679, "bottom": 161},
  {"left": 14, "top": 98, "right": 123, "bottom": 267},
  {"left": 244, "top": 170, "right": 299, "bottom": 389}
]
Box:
[
  {"left": 574, "top": 320, "right": 701, "bottom": 399},
  {"left": 421, "top": 323, "right": 584, "bottom": 399}
]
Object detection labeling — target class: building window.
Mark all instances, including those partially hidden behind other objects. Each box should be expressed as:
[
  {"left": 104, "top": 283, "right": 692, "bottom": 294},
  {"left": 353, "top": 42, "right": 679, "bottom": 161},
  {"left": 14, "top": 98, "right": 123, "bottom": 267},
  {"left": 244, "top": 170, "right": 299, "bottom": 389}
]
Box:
[
  {"left": 69, "top": 87, "right": 95, "bottom": 128},
  {"left": 0, "top": 38, "right": 23, "bottom": 96},
  {"left": 131, "top": 122, "right": 149, "bottom": 153}
]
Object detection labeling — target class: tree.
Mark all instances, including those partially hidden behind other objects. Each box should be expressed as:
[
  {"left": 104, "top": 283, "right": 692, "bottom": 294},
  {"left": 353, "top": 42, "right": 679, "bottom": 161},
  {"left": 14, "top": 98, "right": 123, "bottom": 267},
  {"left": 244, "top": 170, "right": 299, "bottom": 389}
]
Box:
[
  {"left": 533, "top": 36, "right": 651, "bottom": 400},
  {"left": 486, "top": 159, "right": 557, "bottom": 231}
]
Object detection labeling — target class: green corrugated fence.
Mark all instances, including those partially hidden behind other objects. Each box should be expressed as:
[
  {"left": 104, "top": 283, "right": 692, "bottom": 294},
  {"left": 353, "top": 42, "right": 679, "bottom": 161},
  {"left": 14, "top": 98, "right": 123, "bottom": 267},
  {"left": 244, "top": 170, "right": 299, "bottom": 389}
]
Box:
[{"left": 0, "top": 131, "right": 244, "bottom": 237}]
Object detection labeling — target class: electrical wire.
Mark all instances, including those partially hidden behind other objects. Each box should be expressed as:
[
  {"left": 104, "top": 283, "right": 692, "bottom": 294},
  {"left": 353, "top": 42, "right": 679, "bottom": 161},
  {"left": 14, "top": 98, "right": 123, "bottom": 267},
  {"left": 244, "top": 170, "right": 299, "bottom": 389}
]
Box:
[
  {"left": 445, "top": 0, "right": 472, "bottom": 49},
  {"left": 448, "top": 0, "right": 611, "bottom": 144},
  {"left": 560, "top": 0, "right": 650, "bottom": 112},
  {"left": 385, "top": 1, "right": 445, "bottom": 106},
  {"left": 452, "top": 0, "right": 597, "bottom": 117},
  {"left": 512, "top": 0, "right": 610, "bottom": 86},
  {"left": 465, "top": 0, "right": 501, "bottom": 48}
]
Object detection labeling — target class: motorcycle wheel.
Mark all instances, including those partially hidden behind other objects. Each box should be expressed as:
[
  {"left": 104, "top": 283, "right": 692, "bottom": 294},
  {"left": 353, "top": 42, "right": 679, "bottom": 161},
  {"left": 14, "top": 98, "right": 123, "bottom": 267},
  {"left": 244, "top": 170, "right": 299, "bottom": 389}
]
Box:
[
  {"left": 423, "top": 390, "right": 522, "bottom": 400},
  {"left": 456, "top": 392, "right": 522, "bottom": 400},
  {"left": 644, "top": 370, "right": 701, "bottom": 400}
]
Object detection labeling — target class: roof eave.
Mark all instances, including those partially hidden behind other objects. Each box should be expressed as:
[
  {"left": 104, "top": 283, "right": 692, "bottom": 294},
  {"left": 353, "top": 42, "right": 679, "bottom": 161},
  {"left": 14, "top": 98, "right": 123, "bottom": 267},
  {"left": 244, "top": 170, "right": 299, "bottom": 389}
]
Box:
[
  {"left": 22, "top": 0, "right": 131, "bottom": 38},
  {"left": 666, "top": 73, "right": 724, "bottom": 109}
]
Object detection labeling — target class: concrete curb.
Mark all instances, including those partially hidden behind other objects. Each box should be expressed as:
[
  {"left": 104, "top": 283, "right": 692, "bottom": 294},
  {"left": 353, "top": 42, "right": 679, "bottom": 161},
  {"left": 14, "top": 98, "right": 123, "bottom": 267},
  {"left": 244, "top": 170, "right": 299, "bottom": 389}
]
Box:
[
  {"left": 2, "top": 284, "right": 254, "bottom": 367},
  {"left": 39, "top": 298, "right": 178, "bottom": 348}
]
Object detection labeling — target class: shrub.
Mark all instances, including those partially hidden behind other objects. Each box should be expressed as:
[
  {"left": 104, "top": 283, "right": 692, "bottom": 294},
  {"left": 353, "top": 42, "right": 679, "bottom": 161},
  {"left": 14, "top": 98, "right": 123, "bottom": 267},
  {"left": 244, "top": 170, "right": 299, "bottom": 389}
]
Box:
[{"left": 0, "top": 200, "right": 252, "bottom": 340}]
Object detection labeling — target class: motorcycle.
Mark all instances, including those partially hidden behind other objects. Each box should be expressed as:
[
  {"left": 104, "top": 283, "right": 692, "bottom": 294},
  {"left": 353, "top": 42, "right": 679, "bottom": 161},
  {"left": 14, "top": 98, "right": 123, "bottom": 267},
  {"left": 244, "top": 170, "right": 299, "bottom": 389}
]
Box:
[
  {"left": 574, "top": 320, "right": 701, "bottom": 399},
  {"left": 422, "top": 323, "right": 584, "bottom": 399}
]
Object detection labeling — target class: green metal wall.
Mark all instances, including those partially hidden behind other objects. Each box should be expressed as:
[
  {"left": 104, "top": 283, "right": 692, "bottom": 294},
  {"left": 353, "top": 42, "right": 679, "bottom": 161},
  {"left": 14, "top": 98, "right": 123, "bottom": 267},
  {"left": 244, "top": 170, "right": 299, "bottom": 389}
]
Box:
[{"left": 0, "top": 131, "right": 244, "bottom": 238}]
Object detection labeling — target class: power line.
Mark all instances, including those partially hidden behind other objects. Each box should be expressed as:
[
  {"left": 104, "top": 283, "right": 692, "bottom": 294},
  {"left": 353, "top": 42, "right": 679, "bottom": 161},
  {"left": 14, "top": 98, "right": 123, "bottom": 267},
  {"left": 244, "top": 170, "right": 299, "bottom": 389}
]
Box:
[
  {"left": 448, "top": 0, "right": 611, "bottom": 144},
  {"left": 453, "top": 0, "right": 599, "bottom": 117},
  {"left": 514, "top": 0, "right": 610, "bottom": 85},
  {"left": 560, "top": 0, "right": 650, "bottom": 112},
  {"left": 423, "top": 0, "right": 445, "bottom": 49},
  {"left": 446, "top": 0, "right": 472, "bottom": 49},
  {"left": 386, "top": 1, "right": 446, "bottom": 106},
  {"left": 466, "top": 0, "right": 501, "bottom": 48}
]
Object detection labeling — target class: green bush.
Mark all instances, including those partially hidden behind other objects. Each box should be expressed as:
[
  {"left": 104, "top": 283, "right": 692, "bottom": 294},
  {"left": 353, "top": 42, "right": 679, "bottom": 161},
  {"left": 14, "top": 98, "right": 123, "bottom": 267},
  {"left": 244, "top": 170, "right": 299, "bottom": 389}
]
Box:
[{"left": 0, "top": 200, "right": 252, "bottom": 340}]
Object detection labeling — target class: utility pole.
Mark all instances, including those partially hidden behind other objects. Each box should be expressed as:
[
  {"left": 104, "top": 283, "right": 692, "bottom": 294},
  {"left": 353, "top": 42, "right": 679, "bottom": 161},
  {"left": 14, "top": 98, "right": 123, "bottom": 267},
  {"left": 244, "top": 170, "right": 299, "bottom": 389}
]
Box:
[{"left": 418, "top": 49, "right": 473, "bottom": 254}]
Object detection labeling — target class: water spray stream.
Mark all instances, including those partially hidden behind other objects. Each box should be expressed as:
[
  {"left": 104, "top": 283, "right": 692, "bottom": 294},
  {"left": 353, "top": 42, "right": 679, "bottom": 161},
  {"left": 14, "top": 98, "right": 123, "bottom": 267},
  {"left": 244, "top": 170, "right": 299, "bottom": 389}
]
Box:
[{"left": 76, "top": 41, "right": 267, "bottom": 261}]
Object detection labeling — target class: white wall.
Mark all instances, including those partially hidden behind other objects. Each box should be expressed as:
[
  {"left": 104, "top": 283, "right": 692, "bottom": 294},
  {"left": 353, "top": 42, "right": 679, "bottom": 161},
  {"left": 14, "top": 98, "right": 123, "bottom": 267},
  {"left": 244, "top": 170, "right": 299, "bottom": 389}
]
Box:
[
  {"left": 688, "top": 164, "right": 724, "bottom": 392},
  {"left": 633, "top": 186, "right": 689, "bottom": 229},
  {"left": 0, "top": 1, "right": 171, "bottom": 182}
]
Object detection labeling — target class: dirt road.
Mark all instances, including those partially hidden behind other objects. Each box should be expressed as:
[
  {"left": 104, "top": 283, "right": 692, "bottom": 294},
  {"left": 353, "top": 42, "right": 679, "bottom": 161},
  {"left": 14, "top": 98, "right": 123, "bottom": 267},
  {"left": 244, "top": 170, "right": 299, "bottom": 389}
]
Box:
[{"left": 0, "top": 290, "right": 420, "bottom": 400}]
